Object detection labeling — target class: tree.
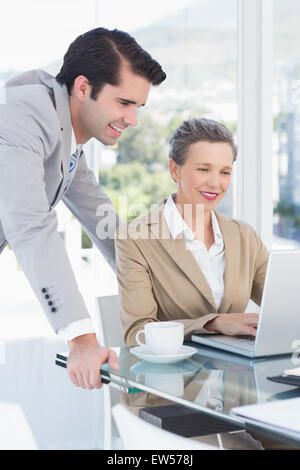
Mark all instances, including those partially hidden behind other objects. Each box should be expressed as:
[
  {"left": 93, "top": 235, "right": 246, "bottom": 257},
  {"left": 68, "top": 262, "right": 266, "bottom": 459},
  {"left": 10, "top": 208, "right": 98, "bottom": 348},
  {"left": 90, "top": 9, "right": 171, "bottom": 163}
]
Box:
[
  {"left": 117, "top": 113, "right": 168, "bottom": 168},
  {"left": 99, "top": 162, "right": 175, "bottom": 221},
  {"left": 274, "top": 200, "right": 295, "bottom": 237}
]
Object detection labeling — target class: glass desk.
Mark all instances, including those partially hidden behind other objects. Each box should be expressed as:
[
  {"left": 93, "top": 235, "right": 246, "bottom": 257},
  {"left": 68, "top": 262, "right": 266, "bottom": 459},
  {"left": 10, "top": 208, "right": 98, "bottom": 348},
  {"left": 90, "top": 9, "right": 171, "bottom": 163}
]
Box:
[{"left": 56, "top": 343, "right": 300, "bottom": 448}]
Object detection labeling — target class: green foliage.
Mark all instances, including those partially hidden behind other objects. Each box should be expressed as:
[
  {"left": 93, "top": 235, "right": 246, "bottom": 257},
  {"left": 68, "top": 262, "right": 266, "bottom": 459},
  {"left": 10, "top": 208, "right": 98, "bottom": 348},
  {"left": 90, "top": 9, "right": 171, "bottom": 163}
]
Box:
[
  {"left": 99, "top": 162, "right": 176, "bottom": 221},
  {"left": 81, "top": 229, "right": 93, "bottom": 249},
  {"left": 295, "top": 215, "right": 300, "bottom": 228},
  {"left": 220, "top": 120, "right": 237, "bottom": 134},
  {"left": 274, "top": 200, "right": 295, "bottom": 217},
  {"left": 117, "top": 114, "right": 169, "bottom": 168}
]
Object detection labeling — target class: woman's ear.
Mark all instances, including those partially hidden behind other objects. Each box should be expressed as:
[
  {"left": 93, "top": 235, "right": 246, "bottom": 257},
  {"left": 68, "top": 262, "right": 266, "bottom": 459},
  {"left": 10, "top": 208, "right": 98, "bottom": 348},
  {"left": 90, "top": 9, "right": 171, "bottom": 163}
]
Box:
[{"left": 169, "top": 158, "right": 179, "bottom": 183}]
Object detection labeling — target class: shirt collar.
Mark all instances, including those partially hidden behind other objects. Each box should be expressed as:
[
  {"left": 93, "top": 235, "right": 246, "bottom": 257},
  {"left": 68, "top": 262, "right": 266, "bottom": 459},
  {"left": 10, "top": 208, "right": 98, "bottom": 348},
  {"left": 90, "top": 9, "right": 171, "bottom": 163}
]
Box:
[
  {"left": 164, "top": 195, "right": 191, "bottom": 240},
  {"left": 71, "top": 128, "right": 82, "bottom": 155},
  {"left": 164, "top": 194, "right": 224, "bottom": 247}
]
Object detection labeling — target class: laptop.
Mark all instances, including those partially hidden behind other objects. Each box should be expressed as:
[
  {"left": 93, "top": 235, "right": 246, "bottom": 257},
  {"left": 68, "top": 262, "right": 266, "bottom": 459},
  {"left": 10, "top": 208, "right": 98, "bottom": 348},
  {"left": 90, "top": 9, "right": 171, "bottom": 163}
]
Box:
[{"left": 191, "top": 250, "right": 300, "bottom": 358}]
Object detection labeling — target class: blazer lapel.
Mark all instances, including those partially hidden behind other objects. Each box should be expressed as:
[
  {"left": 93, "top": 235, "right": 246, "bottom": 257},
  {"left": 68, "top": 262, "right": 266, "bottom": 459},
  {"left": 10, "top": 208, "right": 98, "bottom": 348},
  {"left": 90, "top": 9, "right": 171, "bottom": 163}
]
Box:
[
  {"left": 215, "top": 211, "right": 241, "bottom": 313},
  {"left": 146, "top": 202, "right": 218, "bottom": 311},
  {"left": 51, "top": 78, "right": 72, "bottom": 204}
]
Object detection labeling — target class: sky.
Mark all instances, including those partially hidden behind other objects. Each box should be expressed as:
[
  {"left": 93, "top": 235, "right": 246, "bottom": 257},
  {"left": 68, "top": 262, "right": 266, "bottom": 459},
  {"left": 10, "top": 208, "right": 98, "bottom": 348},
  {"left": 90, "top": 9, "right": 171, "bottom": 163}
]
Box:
[{"left": 0, "top": 0, "right": 196, "bottom": 71}]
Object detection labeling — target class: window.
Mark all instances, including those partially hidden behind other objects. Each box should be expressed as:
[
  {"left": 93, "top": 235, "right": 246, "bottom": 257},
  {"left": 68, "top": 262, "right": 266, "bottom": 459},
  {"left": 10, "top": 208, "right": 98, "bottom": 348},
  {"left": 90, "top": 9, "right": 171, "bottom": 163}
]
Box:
[
  {"left": 273, "top": 0, "right": 300, "bottom": 249},
  {"left": 99, "top": 0, "right": 238, "bottom": 219},
  {"left": 0, "top": 0, "right": 238, "bottom": 328}
]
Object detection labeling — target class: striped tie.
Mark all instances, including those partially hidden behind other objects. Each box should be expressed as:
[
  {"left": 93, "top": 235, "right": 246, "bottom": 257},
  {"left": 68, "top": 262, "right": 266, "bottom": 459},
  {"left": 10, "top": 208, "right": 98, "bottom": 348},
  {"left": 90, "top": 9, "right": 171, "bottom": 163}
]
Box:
[{"left": 65, "top": 148, "right": 79, "bottom": 190}]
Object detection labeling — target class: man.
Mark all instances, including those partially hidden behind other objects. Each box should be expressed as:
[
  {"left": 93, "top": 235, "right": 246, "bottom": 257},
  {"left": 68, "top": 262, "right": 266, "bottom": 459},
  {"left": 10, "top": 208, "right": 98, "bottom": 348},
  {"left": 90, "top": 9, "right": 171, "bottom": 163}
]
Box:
[{"left": 0, "top": 28, "right": 166, "bottom": 389}]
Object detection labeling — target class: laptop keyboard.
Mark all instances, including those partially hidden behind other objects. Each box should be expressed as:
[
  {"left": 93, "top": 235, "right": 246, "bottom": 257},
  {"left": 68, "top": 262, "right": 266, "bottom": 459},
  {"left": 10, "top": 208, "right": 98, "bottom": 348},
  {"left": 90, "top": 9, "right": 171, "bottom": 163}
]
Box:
[
  {"left": 238, "top": 337, "right": 255, "bottom": 344},
  {"left": 206, "top": 335, "right": 255, "bottom": 350}
]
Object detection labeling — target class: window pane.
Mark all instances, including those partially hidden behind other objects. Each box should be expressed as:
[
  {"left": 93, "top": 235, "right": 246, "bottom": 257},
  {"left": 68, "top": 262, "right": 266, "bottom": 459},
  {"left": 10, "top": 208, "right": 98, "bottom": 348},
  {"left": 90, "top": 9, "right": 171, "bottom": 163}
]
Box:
[
  {"left": 99, "top": 0, "right": 238, "bottom": 219},
  {"left": 273, "top": 0, "right": 300, "bottom": 249},
  {"left": 0, "top": 0, "right": 238, "bottom": 322},
  {"left": 0, "top": 1, "right": 99, "bottom": 322}
]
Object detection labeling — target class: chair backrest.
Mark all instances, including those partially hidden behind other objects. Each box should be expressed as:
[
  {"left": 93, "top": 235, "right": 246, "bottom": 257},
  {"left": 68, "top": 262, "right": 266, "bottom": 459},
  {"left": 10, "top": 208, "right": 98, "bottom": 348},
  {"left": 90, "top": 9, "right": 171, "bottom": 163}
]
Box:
[
  {"left": 95, "top": 295, "right": 124, "bottom": 348},
  {"left": 112, "top": 404, "right": 219, "bottom": 450}
]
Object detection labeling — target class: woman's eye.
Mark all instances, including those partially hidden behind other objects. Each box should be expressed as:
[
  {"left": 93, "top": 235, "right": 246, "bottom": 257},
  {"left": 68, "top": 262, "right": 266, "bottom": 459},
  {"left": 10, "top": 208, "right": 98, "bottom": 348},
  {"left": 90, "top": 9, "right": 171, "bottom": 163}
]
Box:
[{"left": 197, "top": 168, "right": 207, "bottom": 171}]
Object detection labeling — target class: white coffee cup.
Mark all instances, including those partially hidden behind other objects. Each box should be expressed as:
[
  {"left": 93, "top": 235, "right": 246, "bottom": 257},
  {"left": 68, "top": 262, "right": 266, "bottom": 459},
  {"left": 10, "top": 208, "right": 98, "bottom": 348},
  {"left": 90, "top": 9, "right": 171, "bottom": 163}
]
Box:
[{"left": 135, "top": 321, "right": 184, "bottom": 355}]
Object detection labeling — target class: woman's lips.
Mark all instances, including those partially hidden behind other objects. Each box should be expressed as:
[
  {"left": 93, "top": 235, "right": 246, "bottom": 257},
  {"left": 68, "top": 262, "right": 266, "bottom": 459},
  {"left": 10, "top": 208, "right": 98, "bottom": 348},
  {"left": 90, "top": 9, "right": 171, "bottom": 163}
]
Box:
[{"left": 199, "top": 191, "right": 219, "bottom": 201}]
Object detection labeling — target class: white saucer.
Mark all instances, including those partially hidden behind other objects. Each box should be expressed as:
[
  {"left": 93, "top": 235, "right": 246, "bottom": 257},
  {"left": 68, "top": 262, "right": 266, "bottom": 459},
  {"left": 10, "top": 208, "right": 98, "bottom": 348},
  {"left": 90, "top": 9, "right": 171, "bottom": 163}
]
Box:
[{"left": 130, "top": 345, "right": 197, "bottom": 364}]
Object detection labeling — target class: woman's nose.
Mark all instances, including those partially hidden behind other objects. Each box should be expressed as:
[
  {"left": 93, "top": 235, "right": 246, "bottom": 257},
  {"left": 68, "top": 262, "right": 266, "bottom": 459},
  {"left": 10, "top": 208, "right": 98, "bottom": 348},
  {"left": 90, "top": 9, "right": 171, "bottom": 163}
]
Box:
[{"left": 207, "top": 172, "right": 220, "bottom": 189}]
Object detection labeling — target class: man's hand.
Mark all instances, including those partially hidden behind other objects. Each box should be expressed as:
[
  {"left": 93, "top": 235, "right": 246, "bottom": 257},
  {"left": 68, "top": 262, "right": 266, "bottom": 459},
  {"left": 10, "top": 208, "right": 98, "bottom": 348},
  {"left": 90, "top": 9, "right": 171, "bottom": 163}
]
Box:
[
  {"left": 67, "top": 333, "right": 119, "bottom": 389},
  {"left": 204, "top": 313, "right": 259, "bottom": 337}
]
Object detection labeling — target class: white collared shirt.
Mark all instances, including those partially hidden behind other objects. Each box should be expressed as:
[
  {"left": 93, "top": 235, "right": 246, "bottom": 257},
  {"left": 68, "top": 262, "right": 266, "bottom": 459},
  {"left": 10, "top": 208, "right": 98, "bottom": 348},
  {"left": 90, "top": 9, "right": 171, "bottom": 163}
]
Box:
[
  {"left": 164, "top": 195, "right": 225, "bottom": 310},
  {"left": 57, "top": 130, "right": 95, "bottom": 342}
]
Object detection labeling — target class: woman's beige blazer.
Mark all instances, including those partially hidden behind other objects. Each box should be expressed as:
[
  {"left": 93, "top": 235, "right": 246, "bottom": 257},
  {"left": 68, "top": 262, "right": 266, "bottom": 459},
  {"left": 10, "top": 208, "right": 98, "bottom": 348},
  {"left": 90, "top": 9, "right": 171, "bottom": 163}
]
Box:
[{"left": 115, "top": 199, "right": 269, "bottom": 346}]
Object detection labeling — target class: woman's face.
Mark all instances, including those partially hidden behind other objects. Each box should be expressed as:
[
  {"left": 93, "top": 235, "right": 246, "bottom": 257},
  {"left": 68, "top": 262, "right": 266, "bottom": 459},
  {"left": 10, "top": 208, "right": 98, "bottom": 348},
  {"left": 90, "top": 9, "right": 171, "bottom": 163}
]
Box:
[{"left": 170, "top": 140, "right": 234, "bottom": 213}]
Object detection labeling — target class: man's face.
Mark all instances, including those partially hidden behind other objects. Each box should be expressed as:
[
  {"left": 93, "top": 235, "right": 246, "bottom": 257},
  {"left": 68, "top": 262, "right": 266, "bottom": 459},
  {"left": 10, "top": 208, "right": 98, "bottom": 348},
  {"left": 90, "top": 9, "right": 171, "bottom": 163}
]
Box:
[{"left": 77, "top": 63, "right": 152, "bottom": 145}]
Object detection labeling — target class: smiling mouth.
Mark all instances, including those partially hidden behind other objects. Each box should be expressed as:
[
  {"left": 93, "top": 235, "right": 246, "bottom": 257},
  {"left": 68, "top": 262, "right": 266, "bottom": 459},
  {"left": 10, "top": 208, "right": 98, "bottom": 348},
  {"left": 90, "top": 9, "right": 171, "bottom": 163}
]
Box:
[
  {"left": 108, "top": 124, "right": 124, "bottom": 137},
  {"left": 199, "top": 191, "right": 219, "bottom": 201}
]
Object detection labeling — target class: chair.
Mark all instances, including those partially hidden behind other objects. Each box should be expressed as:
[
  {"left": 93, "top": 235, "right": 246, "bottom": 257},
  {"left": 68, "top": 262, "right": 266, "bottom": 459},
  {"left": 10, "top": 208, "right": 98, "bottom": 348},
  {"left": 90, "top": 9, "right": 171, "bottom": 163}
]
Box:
[
  {"left": 112, "top": 404, "right": 219, "bottom": 450},
  {"left": 95, "top": 295, "right": 124, "bottom": 450}
]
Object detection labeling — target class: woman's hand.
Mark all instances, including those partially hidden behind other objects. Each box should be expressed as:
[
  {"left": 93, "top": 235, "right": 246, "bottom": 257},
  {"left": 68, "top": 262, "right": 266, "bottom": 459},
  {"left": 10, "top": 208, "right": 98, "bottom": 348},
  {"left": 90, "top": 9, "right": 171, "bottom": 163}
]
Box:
[{"left": 204, "top": 313, "right": 259, "bottom": 336}]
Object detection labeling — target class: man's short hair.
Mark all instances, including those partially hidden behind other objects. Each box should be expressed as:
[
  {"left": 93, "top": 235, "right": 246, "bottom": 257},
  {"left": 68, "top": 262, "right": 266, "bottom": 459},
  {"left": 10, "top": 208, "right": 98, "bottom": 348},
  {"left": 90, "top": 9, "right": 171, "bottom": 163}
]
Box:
[{"left": 56, "top": 27, "right": 166, "bottom": 99}]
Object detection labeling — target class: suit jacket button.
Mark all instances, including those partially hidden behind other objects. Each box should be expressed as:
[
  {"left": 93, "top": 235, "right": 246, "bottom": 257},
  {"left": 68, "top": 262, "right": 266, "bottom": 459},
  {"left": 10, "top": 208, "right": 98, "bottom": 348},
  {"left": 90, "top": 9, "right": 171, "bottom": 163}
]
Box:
[
  {"left": 51, "top": 307, "right": 56, "bottom": 313},
  {"left": 41, "top": 288, "right": 47, "bottom": 293},
  {"left": 45, "top": 294, "right": 50, "bottom": 299},
  {"left": 48, "top": 301, "right": 53, "bottom": 306}
]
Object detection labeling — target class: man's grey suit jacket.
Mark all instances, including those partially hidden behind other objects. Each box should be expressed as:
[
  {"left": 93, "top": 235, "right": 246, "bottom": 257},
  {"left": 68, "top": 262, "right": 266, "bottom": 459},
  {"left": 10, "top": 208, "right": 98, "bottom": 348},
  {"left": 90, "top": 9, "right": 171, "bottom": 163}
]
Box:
[{"left": 0, "top": 69, "right": 120, "bottom": 332}]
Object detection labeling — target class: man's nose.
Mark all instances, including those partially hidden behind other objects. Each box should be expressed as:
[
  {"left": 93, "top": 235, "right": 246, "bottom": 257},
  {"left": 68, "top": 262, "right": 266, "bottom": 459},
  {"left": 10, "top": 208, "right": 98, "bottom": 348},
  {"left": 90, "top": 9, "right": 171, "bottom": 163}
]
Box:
[{"left": 124, "top": 107, "right": 138, "bottom": 127}]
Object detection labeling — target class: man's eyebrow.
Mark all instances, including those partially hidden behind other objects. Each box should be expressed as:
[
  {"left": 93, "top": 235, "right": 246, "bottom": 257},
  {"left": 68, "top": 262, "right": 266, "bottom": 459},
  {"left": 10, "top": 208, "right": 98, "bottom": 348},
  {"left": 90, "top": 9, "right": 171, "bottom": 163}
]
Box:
[{"left": 117, "top": 97, "right": 146, "bottom": 106}]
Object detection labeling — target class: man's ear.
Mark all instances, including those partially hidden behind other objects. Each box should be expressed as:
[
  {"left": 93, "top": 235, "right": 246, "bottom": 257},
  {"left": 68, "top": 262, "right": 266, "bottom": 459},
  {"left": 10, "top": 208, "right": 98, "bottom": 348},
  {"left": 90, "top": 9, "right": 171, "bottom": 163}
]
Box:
[{"left": 72, "top": 75, "right": 91, "bottom": 102}]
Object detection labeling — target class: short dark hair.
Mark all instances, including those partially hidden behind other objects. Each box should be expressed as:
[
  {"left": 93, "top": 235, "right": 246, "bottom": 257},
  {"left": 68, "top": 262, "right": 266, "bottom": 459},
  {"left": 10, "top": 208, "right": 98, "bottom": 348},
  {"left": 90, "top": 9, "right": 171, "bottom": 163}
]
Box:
[
  {"left": 169, "top": 118, "right": 238, "bottom": 165},
  {"left": 56, "top": 27, "right": 166, "bottom": 100}
]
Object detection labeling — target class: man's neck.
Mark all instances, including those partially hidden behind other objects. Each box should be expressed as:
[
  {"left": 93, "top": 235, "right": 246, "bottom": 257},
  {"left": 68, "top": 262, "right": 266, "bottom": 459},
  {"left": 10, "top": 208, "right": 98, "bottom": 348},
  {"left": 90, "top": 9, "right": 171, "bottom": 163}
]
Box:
[{"left": 69, "top": 95, "right": 89, "bottom": 144}]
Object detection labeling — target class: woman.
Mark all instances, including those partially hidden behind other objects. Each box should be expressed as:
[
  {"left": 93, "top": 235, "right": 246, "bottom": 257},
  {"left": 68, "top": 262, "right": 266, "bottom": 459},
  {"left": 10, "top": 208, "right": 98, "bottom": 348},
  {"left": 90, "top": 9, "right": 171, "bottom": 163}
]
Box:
[
  {"left": 114, "top": 118, "right": 291, "bottom": 449},
  {"left": 115, "top": 118, "right": 268, "bottom": 346}
]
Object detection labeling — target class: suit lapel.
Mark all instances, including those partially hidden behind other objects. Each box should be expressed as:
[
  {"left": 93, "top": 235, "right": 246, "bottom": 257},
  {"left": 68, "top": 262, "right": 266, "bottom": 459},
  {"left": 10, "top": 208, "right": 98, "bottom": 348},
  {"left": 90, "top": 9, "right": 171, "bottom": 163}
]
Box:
[
  {"left": 146, "top": 203, "right": 218, "bottom": 311},
  {"left": 215, "top": 211, "right": 241, "bottom": 313},
  {"left": 51, "top": 78, "right": 72, "bottom": 204},
  {"left": 145, "top": 204, "right": 241, "bottom": 313}
]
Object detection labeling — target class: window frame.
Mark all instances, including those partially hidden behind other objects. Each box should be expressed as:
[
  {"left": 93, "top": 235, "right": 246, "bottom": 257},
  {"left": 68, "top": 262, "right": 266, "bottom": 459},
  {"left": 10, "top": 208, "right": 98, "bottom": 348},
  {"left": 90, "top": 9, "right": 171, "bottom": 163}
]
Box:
[{"left": 237, "top": 0, "right": 274, "bottom": 249}]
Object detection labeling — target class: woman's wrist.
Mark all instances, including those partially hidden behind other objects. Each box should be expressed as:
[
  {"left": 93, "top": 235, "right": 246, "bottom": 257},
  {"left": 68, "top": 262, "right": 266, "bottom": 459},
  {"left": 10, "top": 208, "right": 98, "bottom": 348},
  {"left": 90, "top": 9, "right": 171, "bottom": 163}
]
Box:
[{"left": 204, "top": 315, "right": 221, "bottom": 332}]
